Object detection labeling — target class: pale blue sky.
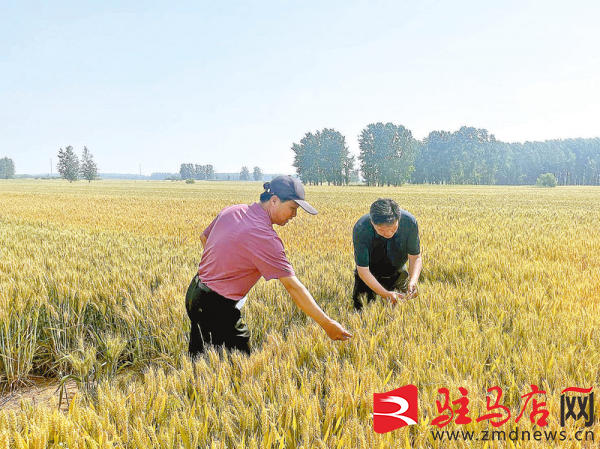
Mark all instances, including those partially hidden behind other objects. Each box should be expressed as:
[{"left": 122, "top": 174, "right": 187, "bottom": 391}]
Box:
[{"left": 2, "top": 0, "right": 599, "bottom": 175}]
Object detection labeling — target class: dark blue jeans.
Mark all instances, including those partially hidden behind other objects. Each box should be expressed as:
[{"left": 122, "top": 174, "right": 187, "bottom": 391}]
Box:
[{"left": 185, "top": 274, "right": 251, "bottom": 357}]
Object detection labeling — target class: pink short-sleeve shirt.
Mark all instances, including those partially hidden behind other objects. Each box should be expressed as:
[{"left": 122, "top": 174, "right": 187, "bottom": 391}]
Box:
[{"left": 197, "top": 203, "right": 295, "bottom": 300}]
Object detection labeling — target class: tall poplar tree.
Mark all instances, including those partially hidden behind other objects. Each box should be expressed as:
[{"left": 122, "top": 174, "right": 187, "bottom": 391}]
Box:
[
  {"left": 0, "top": 157, "right": 15, "bottom": 179},
  {"left": 80, "top": 147, "right": 98, "bottom": 182},
  {"left": 57, "top": 146, "right": 79, "bottom": 182}
]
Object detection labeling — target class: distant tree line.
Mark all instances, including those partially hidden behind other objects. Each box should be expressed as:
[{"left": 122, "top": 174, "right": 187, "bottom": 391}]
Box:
[
  {"left": 179, "top": 164, "right": 266, "bottom": 182},
  {"left": 413, "top": 128, "right": 600, "bottom": 185},
  {"left": 0, "top": 157, "right": 16, "bottom": 179},
  {"left": 179, "top": 164, "right": 215, "bottom": 180},
  {"left": 292, "top": 124, "right": 600, "bottom": 186},
  {"left": 150, "top": 172, "right": 181, "bottom": 180}
]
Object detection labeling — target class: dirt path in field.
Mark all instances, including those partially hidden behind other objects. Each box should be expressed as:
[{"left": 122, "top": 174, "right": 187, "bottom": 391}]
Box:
[{"left": 0, "top": 378, "right": 79, "bottom": 413}]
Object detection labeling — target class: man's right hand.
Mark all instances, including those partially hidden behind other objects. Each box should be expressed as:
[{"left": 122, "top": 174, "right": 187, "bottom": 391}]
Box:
[
  {"left": 323, "top": 319, "right": 353, "bottom": 341},
  {"left": 385, "top": 290, "right": 405, "bottom": 305}
]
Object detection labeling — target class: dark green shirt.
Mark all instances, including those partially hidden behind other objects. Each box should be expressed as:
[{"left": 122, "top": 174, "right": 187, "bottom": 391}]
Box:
[{"left": 353, "top": 211, "right": 420, "bottom": 277}]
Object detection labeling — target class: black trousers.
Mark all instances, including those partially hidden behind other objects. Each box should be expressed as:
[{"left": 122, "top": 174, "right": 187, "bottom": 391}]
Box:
[
  {"left": 352, "top": 269, "right": 409, "bottom": 310},
  {"left": 185, "top": 274, "right": 251, "bottom": 357}
]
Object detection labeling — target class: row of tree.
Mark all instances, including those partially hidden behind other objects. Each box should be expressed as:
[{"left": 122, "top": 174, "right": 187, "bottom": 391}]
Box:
[
  {"left": 413, "top": 128, "right": 600, "bottom": 185},
  {"left": 57, "top": 146, "right": 98, "bottom": 182},
  {"left": 6, "top": 127, "right": 599, "bottom": 186},
  {"left": 0, "top": 157, "right": 15, "bottom": 179},
  {"left": 179, "top": 164, "right": 264, "bottom": 181},
  {"left": 291, "top": 124, "right": 600, "bottom": 185},
  {"left": 179, "top": 164, "right": 215, "bottom": 180}
]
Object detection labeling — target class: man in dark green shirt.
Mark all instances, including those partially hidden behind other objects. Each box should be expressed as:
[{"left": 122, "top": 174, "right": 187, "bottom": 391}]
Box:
[{"left": 352, "top": 198, "right": 422, "bottom": 310}]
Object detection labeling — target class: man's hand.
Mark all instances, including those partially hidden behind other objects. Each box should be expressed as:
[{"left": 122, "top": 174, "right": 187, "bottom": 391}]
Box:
[
  {"left": 407, "top": 281, "right": 418, "bottom": 297},
  {"left": 384, "top": 290, "right": 400, "bottom": 305},
  {"left": 386, "top": 290, "right": 408, "bottom": 305},
  {"left": 322, "top": 319, "right": 353, "bottom": 341}
]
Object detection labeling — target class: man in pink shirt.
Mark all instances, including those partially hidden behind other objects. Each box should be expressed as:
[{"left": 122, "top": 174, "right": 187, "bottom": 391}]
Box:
[{"left": 186, "top": 175, "right": 352, "bottom": 357}]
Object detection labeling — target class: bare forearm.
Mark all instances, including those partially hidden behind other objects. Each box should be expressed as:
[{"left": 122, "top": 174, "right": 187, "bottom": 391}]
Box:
[
  {"left": 279, "top": 276, "right": 352, "bottom": 340},
  {"left": 408, "top": 254, "right": 422, "bottom": 284},
  {"left": 286, "top": 281, "right": 331, "bottom": 328},
  {"left": 357, "top": 266, "right": 391, "bottom": 298}
]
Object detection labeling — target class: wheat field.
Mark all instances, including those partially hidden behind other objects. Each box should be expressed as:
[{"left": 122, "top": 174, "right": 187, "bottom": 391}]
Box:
[{"left": 0, "top": 179, "right": 599, "bottom": 448}]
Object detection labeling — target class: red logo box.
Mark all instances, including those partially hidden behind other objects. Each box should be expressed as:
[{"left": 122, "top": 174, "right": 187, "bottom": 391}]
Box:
[{"left": 374, "top": 384, "right": 419, "bottom": 433}]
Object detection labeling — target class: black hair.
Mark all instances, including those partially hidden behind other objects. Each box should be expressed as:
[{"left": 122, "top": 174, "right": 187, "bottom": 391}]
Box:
[
  {"left": 370, "top": 198, "right": 400, "bottom": 225},
  {"left": 260, "top": 182, "right": 274, "bottom": 202},
  {"left": 260, "top": 191, "right": 274, "bottom": 202}
]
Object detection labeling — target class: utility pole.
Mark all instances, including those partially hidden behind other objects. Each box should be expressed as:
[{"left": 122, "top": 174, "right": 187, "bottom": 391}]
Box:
[{"left": 50, "top": 159, "right": 52, "bottom": 177}]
